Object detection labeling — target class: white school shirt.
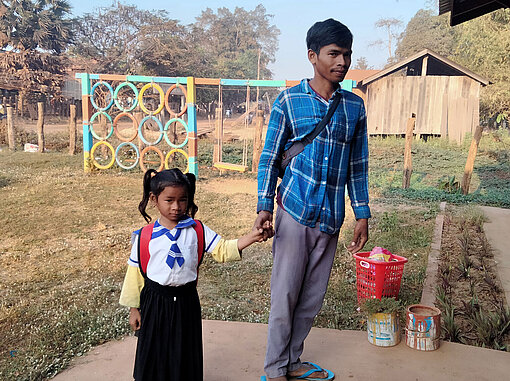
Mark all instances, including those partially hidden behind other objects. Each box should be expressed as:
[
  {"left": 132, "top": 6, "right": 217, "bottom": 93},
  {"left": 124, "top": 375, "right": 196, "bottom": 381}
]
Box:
[{"left": 128, "top": 217, "right": 221, "bottom": 286}]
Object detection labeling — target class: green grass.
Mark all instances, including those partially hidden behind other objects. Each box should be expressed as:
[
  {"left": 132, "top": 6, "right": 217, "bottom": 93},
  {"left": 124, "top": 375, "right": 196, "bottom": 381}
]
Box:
[{"left": 369, "top": 132, "right": 510, "bottom": 207}]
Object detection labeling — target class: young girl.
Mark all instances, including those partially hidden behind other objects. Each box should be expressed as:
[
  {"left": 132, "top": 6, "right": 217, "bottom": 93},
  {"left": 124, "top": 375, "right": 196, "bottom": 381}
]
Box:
[{"left": 119, "top": 168, "right": 267, "bottom": 381}]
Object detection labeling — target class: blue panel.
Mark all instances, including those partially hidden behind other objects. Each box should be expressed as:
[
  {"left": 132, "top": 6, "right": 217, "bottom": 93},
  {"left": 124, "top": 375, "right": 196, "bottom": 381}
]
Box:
[
  {"left": 248, "top": 80, "right": 286, "bottom": 87},
  {"left": 220, "top": 79, "right": 249, "bottom": 86},
  {"left": 83, "top": 123, "right": 93, "bottom": 152}
]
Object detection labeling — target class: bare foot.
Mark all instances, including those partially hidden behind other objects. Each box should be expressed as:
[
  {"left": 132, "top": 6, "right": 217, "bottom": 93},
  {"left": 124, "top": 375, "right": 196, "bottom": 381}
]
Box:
[{"left": 287, "top": 363, "right": 330, "bottom": 379}]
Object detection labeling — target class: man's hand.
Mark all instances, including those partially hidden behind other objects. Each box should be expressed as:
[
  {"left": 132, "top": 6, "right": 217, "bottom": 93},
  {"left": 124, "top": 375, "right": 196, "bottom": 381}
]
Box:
[
  {"left": 347, "top": 218, "right": 369, "bottom": 253},
  {"left": 254, "top": 210, "right": 274, "bottom": 241}
]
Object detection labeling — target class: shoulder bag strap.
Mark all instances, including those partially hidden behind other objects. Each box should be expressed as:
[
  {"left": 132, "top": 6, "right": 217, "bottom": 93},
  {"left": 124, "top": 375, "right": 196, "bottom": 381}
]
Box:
[{"left": 302, "top": 93, "right": 342, "bottom": 145}]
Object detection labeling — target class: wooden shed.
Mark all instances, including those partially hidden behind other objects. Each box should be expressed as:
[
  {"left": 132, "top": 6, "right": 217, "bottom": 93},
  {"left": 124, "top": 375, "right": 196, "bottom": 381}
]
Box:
[{"left": 357, "top": 49, "right": 490, "bottom": 143}]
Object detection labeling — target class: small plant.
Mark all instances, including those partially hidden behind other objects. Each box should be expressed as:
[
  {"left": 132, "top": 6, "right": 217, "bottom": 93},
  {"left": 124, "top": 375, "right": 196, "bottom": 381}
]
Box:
[
  {"left": 442, "top": 303, "right": 462, "bottom": 342},
  {"left": 360, "top": 297, "right": 402, "bottom": 315},
  {"left": 457, "top": 254, "right": 472, "bottom": 279},
  {"left": 468, "top": 304, "right": 510, "bottom": 350},
  {"left": 437, "top": 175, "right": 461, "bottom": 194},
  {"left": 457, "top": 228, "right": 471, "bottom": 255},
  {"left": 480, "top": 236, "right": 492, "bottom": 258}
]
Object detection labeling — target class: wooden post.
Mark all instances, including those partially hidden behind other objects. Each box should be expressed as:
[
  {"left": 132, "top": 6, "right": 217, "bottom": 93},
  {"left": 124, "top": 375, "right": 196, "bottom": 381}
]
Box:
[
  {"left": 37, "top": 102, "right": 45, "bottom": 153},
  {"left": 213, "top": 106, "right": 223, "bottom": 163},
  {"left": 461, "top": 125, "right": 483, "bottom": 195},
  {"left": 6, "top": 106, "right": 15, "bottom": 150},
  {"left": 252, "top": 109, "right": 264, "bottom": 172},
  {"left": 402, "top": 116, "right": 416, "bottom": 189},
  {"left": 18, "top": 92, "right": 24, "bottom": 118},
  {"left": 69, "top": 104, "right": 77, "bottom": 155}
]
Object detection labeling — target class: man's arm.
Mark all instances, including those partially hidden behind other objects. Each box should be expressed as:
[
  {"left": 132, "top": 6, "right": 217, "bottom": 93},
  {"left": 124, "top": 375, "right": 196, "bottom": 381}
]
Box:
[
  {"left": 346, "top": 103, "right": 371, "bottom": 253},
  {"left": 257, "top": 99, "right": 289, "bottom": 214}
]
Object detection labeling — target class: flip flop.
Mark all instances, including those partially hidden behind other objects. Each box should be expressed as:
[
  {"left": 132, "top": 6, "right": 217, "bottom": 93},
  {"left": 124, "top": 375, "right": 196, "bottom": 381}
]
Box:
[
  {"left": 261, "top": 377, "right": 267, "bottom": 381},
  {"left": 289, "top": 361, "right": 335, "bottom": 381}
]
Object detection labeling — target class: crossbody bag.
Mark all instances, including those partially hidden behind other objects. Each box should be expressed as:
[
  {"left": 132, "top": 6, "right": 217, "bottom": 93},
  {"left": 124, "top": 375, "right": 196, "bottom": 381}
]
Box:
[{"left": 278, "top": 93, "right": 341, "bottom": 178}]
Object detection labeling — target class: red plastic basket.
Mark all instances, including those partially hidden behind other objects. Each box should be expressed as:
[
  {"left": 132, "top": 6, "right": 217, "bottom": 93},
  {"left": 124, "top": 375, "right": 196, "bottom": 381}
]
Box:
[{"left": 353, "top": 251, "right": 408, "bottom": 303}]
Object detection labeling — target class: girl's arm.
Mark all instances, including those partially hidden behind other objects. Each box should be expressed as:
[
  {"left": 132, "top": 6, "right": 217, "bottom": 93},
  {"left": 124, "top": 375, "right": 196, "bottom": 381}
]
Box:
[
  {"left": 210, "top": 222, "right": 270, "bottom": 263},
  {"left": 237, "top": 223, "right": 269, "bottom": 251},
  {"left": 119, "top": 265, "right": 144, "bottom": 308}
]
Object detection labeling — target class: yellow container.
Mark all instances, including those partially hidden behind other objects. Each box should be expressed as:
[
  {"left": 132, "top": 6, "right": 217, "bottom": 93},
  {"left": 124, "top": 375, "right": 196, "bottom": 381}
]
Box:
[{"left": 367, "top": 311, "right": 401, "bottom": 347}]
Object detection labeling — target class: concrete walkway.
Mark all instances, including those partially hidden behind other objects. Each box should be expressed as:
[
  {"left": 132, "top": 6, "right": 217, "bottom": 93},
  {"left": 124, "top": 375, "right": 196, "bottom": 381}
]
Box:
[
  {"left": 52, "top": 206, "right": 510, "bottom": 381},
  {"left": 480, "top": 206, "right": 510, "bottom": 306},
  {"left": 52, "top": 320, "right": 509, "bottom": 381}
]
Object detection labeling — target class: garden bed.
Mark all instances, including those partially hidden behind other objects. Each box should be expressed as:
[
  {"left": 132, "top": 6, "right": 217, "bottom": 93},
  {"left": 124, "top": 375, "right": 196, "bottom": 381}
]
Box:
[{"left": 435, "top": 206, "right": 510, "bottom": 350}]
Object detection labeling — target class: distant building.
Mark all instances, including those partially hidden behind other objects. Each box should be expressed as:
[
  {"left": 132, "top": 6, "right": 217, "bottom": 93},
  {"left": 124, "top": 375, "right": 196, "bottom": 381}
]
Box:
[{"left": 357, "top": 49, "right": 489, "bottom": 143}]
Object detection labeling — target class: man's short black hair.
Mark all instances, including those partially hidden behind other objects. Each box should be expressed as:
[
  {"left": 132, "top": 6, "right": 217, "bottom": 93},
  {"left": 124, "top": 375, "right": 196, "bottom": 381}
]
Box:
[{"left": 306, "top": 18, "right": 353, "bottom": 54}]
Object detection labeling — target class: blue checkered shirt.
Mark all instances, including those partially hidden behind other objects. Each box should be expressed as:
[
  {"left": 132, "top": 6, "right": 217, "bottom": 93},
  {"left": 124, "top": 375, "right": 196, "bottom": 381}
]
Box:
[{"left": 257, "top": 79, "right": 371, "bottom": 234}]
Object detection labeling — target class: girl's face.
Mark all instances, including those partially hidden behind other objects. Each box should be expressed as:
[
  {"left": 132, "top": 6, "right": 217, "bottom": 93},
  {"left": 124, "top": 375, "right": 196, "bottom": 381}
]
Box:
[{"left": 151, "top": 185, "right": 188, "bottom": 229}]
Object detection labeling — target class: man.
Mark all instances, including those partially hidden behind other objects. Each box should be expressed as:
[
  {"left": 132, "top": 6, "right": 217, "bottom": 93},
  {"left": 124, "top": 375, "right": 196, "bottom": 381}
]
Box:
[{"left": 255, "top": 19, "right": 371, "bottom": 380}]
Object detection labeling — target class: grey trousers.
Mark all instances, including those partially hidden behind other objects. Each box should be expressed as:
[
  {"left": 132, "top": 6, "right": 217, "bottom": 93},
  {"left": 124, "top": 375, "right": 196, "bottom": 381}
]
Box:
[{"left": 264, "top": 207, "right": 339, "bottom": 378}]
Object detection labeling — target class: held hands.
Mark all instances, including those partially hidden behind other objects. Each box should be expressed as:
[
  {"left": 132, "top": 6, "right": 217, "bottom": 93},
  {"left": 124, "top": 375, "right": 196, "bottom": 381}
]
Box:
[
  {"left": 253, "top": 220, "right": 274, "bottom": 243},
  {"left": 129, "top": 307, "right": 141, "bottom": 331},
  {"left": 347, "top": 218, "right": 369, "bottom": 253},
  {"left": 253, "top": 210, "right": 275, "bottom": 242}
]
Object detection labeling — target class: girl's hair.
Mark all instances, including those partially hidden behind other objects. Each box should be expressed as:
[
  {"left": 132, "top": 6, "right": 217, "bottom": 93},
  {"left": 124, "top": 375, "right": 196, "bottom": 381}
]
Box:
[{"left": 138, "top": 168, "right": 198, "bottom": 223}]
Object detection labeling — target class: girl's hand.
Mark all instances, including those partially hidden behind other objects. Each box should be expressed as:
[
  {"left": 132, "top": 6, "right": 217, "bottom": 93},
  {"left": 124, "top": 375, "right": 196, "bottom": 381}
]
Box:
[
  {"left": 237, "top": 220, "right": 274, "bottom": 251},
  {"left": 129, "top": 308, "right": 141, "bottom": 331}
]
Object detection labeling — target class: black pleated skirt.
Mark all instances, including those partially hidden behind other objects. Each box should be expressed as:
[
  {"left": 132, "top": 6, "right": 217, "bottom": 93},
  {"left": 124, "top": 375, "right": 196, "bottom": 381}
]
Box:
[{"left": 134, "top": 278, "right": 203, "bottom": 381}]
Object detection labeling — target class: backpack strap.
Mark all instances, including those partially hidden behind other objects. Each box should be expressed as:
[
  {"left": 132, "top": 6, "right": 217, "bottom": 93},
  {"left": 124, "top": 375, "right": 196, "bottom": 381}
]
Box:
[
  {"left": 137, "top": 222, "right": 155, "bottom": 277},
  {"left": 137, "top": 220, "right": 205, "bottom": 278},
  {"left": 193, "top": 219, "right": 205, "bottom": 268}
]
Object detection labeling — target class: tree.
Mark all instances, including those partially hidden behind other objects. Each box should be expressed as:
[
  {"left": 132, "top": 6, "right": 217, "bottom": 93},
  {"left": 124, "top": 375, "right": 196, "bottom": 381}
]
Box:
[
  {"left": 71, "top": 3, "right": 169, "bottom": 74},
  {"left": 395, "top": 9, "right": 455, "bottom": 61},
  {"left": 372, "top": 17, "right": 403, "bottom": 63},
  {"left": 193, "top": 5, "right": 280, "bottom": 79},
  {"left": 0, "top": 0, "right": 72, "bottom": 53},
  {"left": 0, "top": 0, "right": 73, "bottom": 101},
  {"left": 453, "top": 9, "right": 510, "bottom": 120},
  {"left": 353, "top": 56, "right": 373, "bottom": 70}
]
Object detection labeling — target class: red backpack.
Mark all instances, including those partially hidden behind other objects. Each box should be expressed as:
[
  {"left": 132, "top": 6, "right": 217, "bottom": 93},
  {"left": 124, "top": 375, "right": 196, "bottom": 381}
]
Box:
[{"left": 137, "top": 220, "right": 205, "bottom": 277}]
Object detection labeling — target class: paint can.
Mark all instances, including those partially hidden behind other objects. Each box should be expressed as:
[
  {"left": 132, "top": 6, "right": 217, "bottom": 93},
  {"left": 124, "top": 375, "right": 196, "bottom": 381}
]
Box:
[
  {"left": 405, "top": 304, "right": 441, "bottom": 351},
  {"left": 367, "top": 312, "right": 400, "bottom": 347}
]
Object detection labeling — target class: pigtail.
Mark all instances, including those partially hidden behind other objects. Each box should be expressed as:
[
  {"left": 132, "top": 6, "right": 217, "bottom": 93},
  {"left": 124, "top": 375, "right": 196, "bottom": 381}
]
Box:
[
  {"left": 138, "top": 169, "right": 157, "bottom": 223},
  {"left": 185, "top": 172, "right": 199, "bottom": 218}
]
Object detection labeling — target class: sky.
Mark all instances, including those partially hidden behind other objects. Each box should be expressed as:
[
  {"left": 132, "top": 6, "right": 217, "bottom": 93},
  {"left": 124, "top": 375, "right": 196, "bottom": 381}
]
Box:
[{"left": 68, "top": 0, "right": 433, "bottom": 80}]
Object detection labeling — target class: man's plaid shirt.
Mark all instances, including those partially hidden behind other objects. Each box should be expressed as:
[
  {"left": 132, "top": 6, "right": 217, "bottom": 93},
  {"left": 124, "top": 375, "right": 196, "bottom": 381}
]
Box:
[{"left": 257, "top": 79, "right": 371, "bottom": 234}]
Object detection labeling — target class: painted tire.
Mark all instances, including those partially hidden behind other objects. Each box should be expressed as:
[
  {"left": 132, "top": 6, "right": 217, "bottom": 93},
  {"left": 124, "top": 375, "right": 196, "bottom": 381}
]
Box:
[
  {"left": 164, "top": 118, "right": 189, "bottom": 148},
  {"left": 140, "top": 145, "right": 164, "bottom": 172},
  {"left": 113, "top": 112, "right": 138, "bottom": 142},
  {"left": 165, "top": 149, "right": 189, "bottom": 173},
  {"left": 114, "top": 82, "right": 139, "bottom": 112},
  {"left": 91, "top": 81, "right": 114, "bottom": 111},
  {"left": 164, "top": 83, "right": 188, "bottom": 117},
  {"left": 138, "top": 83, "right": 164, "bottom": 115},
  {"left": 90, "top": 111, "right": 114, "bottom": 140},
  {"left": 91, "top": 141, "right": 115, "bottom": 170},
  {"left": 115, "top": 142, "right": 140, "bottom": 170},
  {"left": 138, "top": 116, "right": 163, "bottom": 145}
]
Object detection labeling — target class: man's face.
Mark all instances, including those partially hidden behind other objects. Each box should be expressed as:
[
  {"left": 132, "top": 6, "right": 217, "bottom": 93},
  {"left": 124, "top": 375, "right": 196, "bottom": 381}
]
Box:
[{"left": 308, "top": 43, "right": 352, "bottom": 83}]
